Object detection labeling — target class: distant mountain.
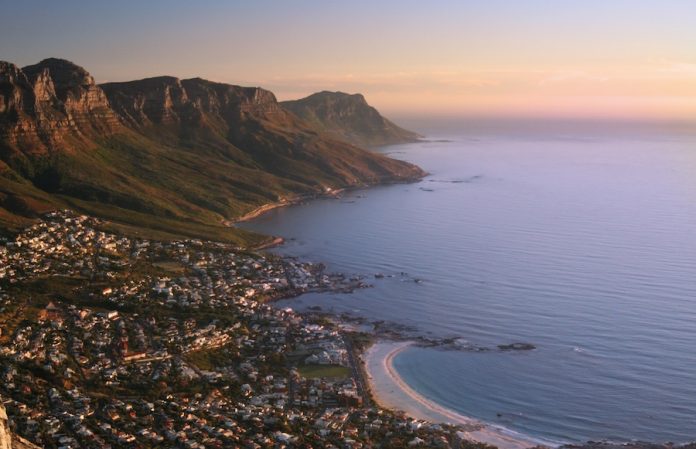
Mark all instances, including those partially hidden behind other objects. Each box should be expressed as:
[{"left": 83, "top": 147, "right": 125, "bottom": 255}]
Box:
[
  {"left": 281, "top": 91, "right": 421, "bottom": 147},
  {"left": 0, "top": 59, "right": 424, "bottom": 244}
]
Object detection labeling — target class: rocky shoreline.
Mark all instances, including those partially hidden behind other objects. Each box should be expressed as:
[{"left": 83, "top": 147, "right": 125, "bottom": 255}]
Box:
[
  {"left": 232, "top": 171, "right": 428, "bottom": 227},
  {"left": 266, "top": 271, "right": 695, "bottom": 448},
  {"left": 300, "top": 308, "right": 536, "bottom": 354},
  {"left": 239, "top": 181, "right": 695, "bottom": 449}
]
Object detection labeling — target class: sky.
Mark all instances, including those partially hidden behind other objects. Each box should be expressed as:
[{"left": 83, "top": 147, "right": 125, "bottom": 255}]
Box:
[{"left": 1, "top": 0, "right": 695, "bottom": 120}]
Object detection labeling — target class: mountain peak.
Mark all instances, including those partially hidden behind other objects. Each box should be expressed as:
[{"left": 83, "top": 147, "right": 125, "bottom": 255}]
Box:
[
  {"left": 316, "top": 90, "right": 364, "bottom": 98},
  {"left": 0, "top": 60, "right": 24, "bottom": 77},
  {"left": 100, "top": 75, "right": 283, "bottom": 127},
  {"left": 22, "top": 58, "right": 96, "bottom": 97},
  {"left": 0, "top": 57, "right": 119, "bottom": 155},
  {"left": 102, "top": 75, "right": 182, "bottom": 87},
  {"left": 304, "top": 91, "right": 368, "bottom": 105},
  {"left": 281, "top": 91, "right": 420, "bottom": 147}
]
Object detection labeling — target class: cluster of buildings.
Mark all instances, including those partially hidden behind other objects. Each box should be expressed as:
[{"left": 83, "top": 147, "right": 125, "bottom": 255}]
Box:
[{"left": 0, "top": 211, "right": 486, "bottom": 449}]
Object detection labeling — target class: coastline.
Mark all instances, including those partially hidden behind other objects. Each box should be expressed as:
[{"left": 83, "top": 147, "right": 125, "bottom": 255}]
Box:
[
  {"left": 363, "top": 340, "right": 550, "bottom": 449},
  {"left": 252, "top": 236, "right": 285, "bottom": 250},
  {"left": 237, "top": 172, "right": 550, "bottom": 449},
  {"left": 232, "top": 170, "right": 427, "bottom": 227},
  {"left": 237, "top": 163, "right": 550, "bottom": 449},
  {"left": 227, "top": 198, "right": 299, "bottom": 226},
  {"left": 236, "top": 139, "right": 696, "bottom": 448}
]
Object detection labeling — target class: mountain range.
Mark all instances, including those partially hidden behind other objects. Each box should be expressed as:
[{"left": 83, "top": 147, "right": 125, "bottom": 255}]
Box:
[{"left": 0, "top": 58, "right": 423, "bottom": 245}]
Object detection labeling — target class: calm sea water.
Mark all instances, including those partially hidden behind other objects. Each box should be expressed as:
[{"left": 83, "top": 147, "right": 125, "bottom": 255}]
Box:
[{"left": 241, "top": 120, "right": 696, "bottom": 444}]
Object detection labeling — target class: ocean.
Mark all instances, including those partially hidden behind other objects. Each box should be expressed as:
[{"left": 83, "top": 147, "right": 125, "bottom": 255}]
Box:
[{"left": 240, "top": 119, "right": 696, "bottom": 444}]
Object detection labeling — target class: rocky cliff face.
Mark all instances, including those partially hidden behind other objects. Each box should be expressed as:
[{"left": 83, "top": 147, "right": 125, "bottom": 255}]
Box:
[
  {"left": 100, "top": 76, "right": 282, "bottom": 129},
  {"left": 281, "top": 91, "right": 421, "bottom": 147},
  {"left": 0, "top": 404, "right": 11, "bottom": 449},
  {"left": 100, "top": 76, "right": 198, "bottom": 127},
  {"left": 0, "top": 404, "right": 40, "bottom": 449},
  {"left": 0, "top": 58, "right": 424, "bottom": 241},
  {"left": 0, "top": 59, "right": 119, "bottom": 156}
]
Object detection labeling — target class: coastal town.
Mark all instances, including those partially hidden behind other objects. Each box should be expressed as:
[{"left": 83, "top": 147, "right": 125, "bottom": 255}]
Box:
[{"left": 0, "top": 211, "right": 490, "bottom": 449}]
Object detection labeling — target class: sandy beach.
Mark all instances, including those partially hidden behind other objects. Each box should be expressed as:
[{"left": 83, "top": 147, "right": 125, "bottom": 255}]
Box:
[{"left": 363, "top": 341, "right": 549, "bottom": 449}]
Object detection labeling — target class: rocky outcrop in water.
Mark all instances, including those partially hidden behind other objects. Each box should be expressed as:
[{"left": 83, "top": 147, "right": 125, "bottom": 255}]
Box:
[{"left": 498, "top": 342, "right": 536, "bottom": 351}]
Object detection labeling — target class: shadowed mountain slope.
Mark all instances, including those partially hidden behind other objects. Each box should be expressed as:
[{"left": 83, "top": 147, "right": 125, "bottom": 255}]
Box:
[{"left": 0, "top": 59, "right": 424, "bottom": 244}]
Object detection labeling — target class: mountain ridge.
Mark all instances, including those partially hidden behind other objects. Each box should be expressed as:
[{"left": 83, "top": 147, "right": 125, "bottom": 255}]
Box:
[
  {"left": 281, "top": 90, "right": 421, "bottom": 147},
  {"left": 0, "top": 58, "right": 424, "bottom": 245}
]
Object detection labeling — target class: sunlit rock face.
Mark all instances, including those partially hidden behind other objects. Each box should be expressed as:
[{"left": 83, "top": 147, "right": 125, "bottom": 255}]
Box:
[
  {"left": 0, "top": 404, "right": 41, "bottom": 449},
  {"left": 0, "top": 404, "right": 11, "bottom": 449},
  {"left": 0, "top": 58, "right": 120, "bottom": 154}
]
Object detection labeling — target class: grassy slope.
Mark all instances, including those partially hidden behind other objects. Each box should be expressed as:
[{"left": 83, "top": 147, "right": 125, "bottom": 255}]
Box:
[
  {"left": 1, "top": 75, "right": 424, "bottom": 245},
  {"left": 1, "top": 120, "right": 422, "bottom": 245},
  {"left": 0, "top": 161, "right": 62, "bottom": 235}
]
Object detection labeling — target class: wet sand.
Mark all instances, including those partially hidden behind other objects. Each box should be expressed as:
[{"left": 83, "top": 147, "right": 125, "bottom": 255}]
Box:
[{"left": 363, "top": 341, "right": 549, "bottom": 449}]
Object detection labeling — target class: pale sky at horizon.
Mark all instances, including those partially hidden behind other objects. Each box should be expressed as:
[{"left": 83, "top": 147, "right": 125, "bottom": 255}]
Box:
[{"left": 1, "top": 0, "right": 695, "bottom": 120}]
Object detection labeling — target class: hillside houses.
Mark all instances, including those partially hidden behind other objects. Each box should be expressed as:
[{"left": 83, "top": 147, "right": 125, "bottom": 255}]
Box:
[{"left": 0, "top": 211, "right": 483, "bottom": 449}]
